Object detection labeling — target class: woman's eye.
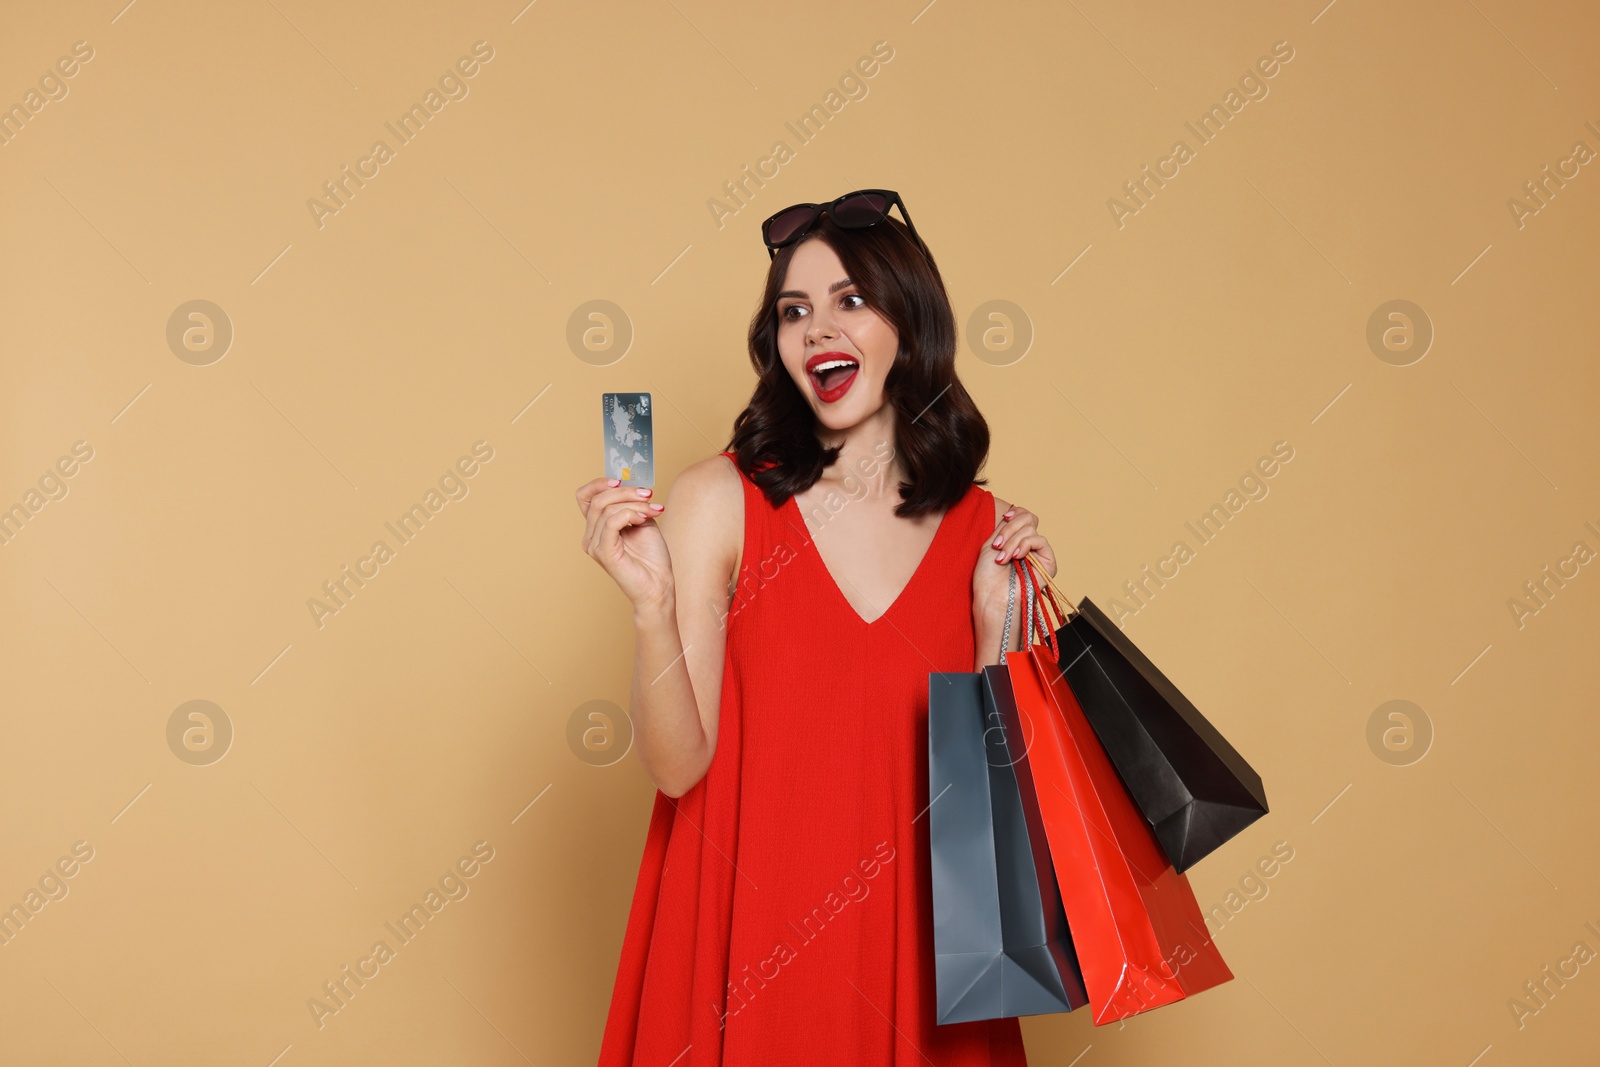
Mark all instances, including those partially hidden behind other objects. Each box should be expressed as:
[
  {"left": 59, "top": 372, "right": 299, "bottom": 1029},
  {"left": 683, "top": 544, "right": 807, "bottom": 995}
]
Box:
[{"left": 779, "top": 293, "right": 862, "bottom": 320}]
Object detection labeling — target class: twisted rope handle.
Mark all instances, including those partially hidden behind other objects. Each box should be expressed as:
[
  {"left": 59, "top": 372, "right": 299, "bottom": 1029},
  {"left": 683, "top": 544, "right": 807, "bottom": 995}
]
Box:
[
  {"left": 1011, "top": 556, "right": 1060, "bottom": 661},
  {"left": 997, "top": 552, "right": 1018, "bottom": 662}
]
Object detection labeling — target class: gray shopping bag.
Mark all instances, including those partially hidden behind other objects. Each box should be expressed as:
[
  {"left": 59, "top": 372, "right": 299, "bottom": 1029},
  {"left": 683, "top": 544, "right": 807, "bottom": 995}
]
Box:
[{"left": 927, "top": 562, "right": 1088, "bottom": 1024}]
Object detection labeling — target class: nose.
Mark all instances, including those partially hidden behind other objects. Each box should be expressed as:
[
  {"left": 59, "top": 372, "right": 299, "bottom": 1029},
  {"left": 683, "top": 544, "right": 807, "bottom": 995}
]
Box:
[{"left": 806, "top": 308, "right": 837, "bottom": 346}]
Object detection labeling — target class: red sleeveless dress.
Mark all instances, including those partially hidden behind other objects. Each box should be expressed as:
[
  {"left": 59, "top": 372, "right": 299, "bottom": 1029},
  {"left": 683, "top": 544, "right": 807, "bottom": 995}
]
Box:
[{"left": 598, "top": 451, "right": 1029, "bottom": 1066}]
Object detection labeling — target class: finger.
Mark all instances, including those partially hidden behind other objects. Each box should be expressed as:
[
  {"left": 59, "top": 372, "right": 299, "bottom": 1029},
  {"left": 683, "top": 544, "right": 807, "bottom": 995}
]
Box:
[
  {"left": 989, "top": 514, "right": 1038, "bottom": 551},
  {"left": 576, "top": 477, "right": 623, "bottom": 513},
  {"left": 607, "top": 484, "right": 658, "bottom": 523},
  {"left": 583, "top": 485, "right": 656, "bottom": 539},
  {"left": 996, "top": 531, "right": 1048, "bottom": 563},
  {"left": 992, "top": 518, "right": 1042, "bottom": 559},
  {"left": 589, "top": 504, "right": 658, "bottom": 561},
  {"left": 582, "top": 489, "right": 624, "bottom": 544},
  {"left": 587, "top": 500, "right": 660, "bottom": 554},
  {"left": 993, "top": 505, "right": 1031, "bottom": 532},
  {"left": 608, "top": 501, "right": 660, "bottom": 533},
  {"left": 1027, "top": 542, "right": 1058, "bottom": 578},
  {"left": 582, "top": 481, "right": 655, "bottom": 518}
]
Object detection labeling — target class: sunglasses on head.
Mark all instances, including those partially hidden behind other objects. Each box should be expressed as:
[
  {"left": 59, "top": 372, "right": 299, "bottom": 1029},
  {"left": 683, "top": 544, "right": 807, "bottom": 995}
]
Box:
[{"left": 760, "top": 188, "right": 924, "bottom": 261}]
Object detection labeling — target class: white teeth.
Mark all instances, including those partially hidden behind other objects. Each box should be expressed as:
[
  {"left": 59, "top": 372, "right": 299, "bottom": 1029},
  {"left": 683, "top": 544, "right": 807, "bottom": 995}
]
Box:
[{"left": 811, "top": 358, "right": 858, "bottom": 374}]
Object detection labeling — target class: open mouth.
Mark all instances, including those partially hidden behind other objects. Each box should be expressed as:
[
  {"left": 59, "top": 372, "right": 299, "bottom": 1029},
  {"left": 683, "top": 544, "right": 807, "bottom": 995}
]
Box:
[{"left": 806, "top": 354, "right": 860, "bottom": 403}]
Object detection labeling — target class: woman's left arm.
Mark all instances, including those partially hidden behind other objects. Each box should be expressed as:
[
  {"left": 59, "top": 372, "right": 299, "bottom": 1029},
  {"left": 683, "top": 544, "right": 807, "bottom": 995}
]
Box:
[{"left": 971, "top": 497, "right": 1058, "bottom": 670}]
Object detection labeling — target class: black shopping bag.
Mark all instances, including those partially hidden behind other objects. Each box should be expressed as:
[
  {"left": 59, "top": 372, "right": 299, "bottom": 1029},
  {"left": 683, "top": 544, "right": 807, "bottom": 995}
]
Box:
[
  {"left": 1050, "top": 591, "right": 1268, "bottom": 873},
  {"left": 927, "top": 562, "right": 1087, "bottom": 1024}
]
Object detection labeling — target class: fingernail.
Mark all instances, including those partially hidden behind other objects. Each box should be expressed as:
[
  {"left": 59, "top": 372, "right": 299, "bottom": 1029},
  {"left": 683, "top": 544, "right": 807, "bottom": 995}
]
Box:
[
  {"left": 637, "top": 487, "right": 651, "bottom": 496},
  {"left": 650, "top": 503, "right": 664, "bottom": 511},
  {"left": 609, "top": 479, "right": 621, "bottom": 487},
  {"left": 992, "top": 537, "right": 1002, "bottom": 547},
  {"left": 996, "top": 552, "right": 1005, "bottom": 562}
]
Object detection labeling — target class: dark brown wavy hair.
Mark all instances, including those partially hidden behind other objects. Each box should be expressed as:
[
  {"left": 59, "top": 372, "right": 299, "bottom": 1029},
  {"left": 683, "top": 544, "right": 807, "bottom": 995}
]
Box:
[{"left": 724, "top": 210, "right": 990, "bottom": 518}]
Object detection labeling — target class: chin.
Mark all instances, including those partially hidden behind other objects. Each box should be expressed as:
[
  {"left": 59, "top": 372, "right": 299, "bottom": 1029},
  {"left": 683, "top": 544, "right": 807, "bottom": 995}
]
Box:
[
  {"left": 814, "top": 411, "right": 857, "bottom": 432},
  {"left": 815, "top": 397, "right": 881, "bottom": 430}
]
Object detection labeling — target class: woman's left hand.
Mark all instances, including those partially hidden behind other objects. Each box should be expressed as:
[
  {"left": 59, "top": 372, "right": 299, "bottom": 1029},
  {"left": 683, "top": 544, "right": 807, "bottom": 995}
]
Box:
[
  {"left": 992, "top": 504, "right": 1056, "bottom": 577},
  {"left": 971, "top": 504, "right": 1058, "bottom": 638}
]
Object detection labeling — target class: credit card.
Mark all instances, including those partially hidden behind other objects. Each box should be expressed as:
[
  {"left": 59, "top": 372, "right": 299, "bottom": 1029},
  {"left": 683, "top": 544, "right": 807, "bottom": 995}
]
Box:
[{"left": 601, "top": 392, "right": 654, "bottom": 487}]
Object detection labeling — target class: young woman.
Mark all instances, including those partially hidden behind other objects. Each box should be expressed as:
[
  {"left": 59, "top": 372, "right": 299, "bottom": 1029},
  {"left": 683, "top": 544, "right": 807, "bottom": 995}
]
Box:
[{"left": 578, "top": 190, "right": 1059, "bottom": 1064}]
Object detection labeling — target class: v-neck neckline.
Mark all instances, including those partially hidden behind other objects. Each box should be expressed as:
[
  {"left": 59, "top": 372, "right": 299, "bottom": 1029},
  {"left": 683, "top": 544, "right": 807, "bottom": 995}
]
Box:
[{"left": 783, "top": 488, "right": 965, "bottom": 627}]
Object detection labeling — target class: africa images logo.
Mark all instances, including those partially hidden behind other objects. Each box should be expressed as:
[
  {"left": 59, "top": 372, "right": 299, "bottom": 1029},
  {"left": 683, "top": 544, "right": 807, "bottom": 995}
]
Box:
[{"left": 306, "top": 41, "right": 495, "bottom": 230}]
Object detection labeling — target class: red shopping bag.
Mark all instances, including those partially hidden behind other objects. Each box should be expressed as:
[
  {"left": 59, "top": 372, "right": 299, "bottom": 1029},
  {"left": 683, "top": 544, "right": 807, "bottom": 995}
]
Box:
[{"left": 1005, "top": 555, "right": 1232, "bottom": 1024}]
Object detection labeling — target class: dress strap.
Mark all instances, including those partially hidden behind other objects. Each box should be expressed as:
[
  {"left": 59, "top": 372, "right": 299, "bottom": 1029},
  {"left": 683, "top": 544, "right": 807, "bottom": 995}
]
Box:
[{"left": 969, "top": 482, "right": 998, "bottom": 537}]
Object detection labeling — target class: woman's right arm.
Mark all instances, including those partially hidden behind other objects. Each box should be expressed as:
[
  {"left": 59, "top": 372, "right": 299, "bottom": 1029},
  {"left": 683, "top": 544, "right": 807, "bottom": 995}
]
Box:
[{"left": 577, "top": 455, "right": 741, "bottom": 798}]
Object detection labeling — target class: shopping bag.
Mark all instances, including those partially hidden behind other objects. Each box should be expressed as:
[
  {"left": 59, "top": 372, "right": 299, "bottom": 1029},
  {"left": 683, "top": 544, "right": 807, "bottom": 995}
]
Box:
[
  {"left": 1006, "top": 555, "right": 1233, "bottom": 1024},
  {"left": 1031, "top": 558, "right": 1268, "bottom": 873},
  {"left": 927, "top": 560, "right": 1088, "bottom": 1024}
]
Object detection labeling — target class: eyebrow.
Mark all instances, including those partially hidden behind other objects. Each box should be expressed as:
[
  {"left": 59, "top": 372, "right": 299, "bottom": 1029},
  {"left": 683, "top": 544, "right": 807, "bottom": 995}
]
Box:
[{"left": 775, "top": 278, "right": 854, "bottom": 301}]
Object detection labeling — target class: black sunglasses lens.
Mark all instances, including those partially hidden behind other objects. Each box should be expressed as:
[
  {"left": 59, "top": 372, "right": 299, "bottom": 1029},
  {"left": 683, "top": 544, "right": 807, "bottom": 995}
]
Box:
[
  {"left": 766, "top": 205, "right": 819, "bottom": 247},
  {"left": 832, "top": 192, "right": 892, "bottom": 227}
]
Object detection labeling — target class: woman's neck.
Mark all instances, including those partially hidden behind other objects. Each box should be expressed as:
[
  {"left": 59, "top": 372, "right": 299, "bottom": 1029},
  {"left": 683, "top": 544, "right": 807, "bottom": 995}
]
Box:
[{"left": 813, "top": 408, "right": 904, "bottom": 494}]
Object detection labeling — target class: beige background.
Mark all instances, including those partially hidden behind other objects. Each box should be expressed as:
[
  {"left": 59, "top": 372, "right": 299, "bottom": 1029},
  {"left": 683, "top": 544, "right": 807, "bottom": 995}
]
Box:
[{"left": 3, "top": 0, "right": 1597, "bottom": 1063}]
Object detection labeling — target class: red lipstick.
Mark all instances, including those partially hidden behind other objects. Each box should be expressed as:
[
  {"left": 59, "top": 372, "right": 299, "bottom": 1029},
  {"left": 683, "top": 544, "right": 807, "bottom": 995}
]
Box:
[{"left": 805, "top": 351, "right": 860, "bottom": 404}]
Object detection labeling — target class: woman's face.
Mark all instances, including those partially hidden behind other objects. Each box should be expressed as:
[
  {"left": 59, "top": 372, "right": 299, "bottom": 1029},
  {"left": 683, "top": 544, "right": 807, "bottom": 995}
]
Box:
[{"left": 774, "top": 238, "right": 899, "bottom": 433}]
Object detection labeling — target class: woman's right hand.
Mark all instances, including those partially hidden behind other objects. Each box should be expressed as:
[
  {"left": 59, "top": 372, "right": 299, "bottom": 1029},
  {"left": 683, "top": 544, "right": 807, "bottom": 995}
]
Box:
[{"left": 576, "top": 477, "right": 673, "bottom": 615}]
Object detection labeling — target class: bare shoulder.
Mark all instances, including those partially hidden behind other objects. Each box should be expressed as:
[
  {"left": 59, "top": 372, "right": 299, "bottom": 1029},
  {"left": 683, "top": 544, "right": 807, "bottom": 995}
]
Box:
[
  {"left": 670, "top": 453, "right": 744, "bottom": 513},
  {"left": 661, "top": 453, "right": 744, "bottom": 579},
  {"left": 990, "top": 492, "right": 1010, "bottom": 527}
]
